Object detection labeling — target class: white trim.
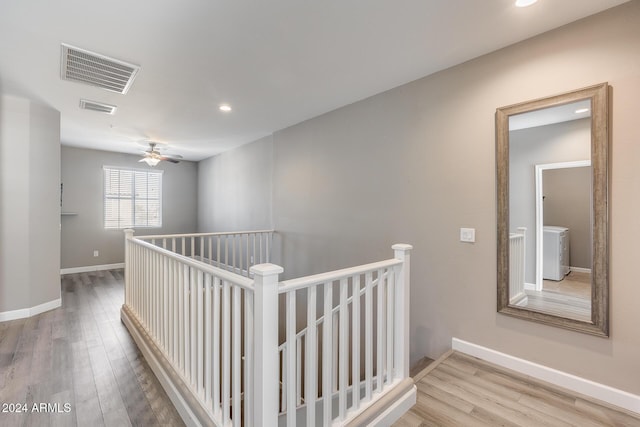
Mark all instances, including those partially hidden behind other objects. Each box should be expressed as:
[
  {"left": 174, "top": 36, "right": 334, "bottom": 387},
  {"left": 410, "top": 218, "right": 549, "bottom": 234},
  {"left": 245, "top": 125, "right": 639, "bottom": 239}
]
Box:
[
  {"left": 571, "top": 266, "right": 592, "bottom": 274},
  {"left": 535, "top": 160, "right": 591, "bottom": 291},
  {"left": 60, "top": 263, "right": 125, "bottom": 275},
  {"left": 367, "top": 386, "right": 416, "bottom": 426},
  {"left": 0, "top": 298, "right": 61, "bottom": 322},
  {"left": 452, "top": 338, "right": 640, "bottom": 415},
  {"left": 524, "top": 282, "right": 536, "bottom": 291},
  {"left": 103, "top": 164, "right": 165, "bottom": 174}
]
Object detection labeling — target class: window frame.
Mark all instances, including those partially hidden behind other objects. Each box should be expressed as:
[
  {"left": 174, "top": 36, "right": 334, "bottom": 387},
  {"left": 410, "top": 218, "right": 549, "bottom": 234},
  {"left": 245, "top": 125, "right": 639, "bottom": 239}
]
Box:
[{"left": 103, "top": 165, "right": 163, "bottom": 230}]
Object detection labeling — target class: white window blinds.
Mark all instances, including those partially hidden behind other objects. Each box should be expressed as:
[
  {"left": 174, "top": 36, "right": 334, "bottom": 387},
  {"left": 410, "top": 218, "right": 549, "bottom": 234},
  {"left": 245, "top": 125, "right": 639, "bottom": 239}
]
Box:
[{"left": 104, "top": 166, "right": 162, "bottom": 229}]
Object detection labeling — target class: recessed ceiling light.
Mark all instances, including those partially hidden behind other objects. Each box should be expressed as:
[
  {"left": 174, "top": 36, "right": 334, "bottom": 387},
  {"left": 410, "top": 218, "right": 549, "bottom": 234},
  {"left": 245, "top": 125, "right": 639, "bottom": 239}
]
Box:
[
  {"left": 515, "top": 0, "right": 538, "bottom": 7},
  {"left": 575, "top": 108, "right": 590, "bottom": 114},
  {"left": 219, "top": 104, "right": 232, "bottom": 112}
]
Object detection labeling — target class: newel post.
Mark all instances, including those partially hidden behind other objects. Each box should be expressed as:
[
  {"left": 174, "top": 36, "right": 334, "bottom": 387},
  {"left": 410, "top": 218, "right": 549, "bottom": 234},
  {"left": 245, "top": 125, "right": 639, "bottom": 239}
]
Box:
[
  {"left": 392, "top": 243, "right": 413, "bottom": 380},
  {"left": 250, "top": 263, "right": 283, "bottom": 427},
  {"left": 124, "top": 229, "right": 135, "bottom": 306}
]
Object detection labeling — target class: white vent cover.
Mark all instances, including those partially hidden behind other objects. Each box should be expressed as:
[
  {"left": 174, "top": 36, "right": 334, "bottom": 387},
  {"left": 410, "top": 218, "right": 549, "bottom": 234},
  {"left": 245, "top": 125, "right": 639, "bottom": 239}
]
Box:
[
  {"left": 61, "top": 44, "right": 140, "bottom": 94},
  {"left": 79, "top": 99, "right": 117, "bottom": 114}
]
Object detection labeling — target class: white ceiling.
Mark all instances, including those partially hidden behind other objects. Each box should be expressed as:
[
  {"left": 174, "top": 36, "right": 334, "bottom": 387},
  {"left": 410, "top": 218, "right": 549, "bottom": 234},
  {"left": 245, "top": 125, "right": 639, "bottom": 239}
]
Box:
[{"left": 0, "top": 0, "right": 628, "bottom": 161}]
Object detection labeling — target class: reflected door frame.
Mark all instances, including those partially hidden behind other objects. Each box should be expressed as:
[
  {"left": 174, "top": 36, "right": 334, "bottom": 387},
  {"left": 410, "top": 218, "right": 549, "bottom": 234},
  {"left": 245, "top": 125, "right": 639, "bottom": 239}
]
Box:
[{"left": 534, "top": 160, "right": 591, "bottom": 291}]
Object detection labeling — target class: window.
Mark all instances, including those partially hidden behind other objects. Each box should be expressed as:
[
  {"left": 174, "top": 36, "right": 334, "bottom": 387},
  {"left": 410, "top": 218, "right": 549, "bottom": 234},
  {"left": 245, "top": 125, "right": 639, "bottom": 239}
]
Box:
[{"left": 104, "top": 166, "right": 162, "bottom": 229}]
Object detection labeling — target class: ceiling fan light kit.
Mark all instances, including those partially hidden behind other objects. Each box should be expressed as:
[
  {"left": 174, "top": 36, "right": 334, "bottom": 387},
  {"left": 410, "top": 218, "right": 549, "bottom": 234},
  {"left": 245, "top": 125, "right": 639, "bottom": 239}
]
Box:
[
  {"left": 139, "top": 157, "right": 161, "bottom": 167},
  {"left": 139, "top": 142, "right": 183, "bottom": 166}
]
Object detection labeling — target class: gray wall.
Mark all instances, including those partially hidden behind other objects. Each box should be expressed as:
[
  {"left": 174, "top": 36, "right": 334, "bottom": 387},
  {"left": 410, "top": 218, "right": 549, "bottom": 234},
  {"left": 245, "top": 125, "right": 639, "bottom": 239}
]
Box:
[
  {"left": 544, "top": 166, "right": 592, "bottom": 269},
  {"left": 198, "top": 135, "right": 273, "bottom": 233},
  {"left": 61, "top": 146, "right": 198, "bottom": 269},
  {"left": 198, "top": 3, "right": 640, "bottom": 395},
  {"left": 509, "top": 118, "right": 590, "bottom": 283},
  {"left": 0, "top": 95, "right": 61, "bottom": 312}
]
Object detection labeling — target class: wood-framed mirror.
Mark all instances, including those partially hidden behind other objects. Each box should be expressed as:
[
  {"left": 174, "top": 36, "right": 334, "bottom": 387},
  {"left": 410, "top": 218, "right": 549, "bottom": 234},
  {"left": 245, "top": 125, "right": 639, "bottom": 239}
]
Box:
[{"left": 496, "top": 83, "right": 609, "bottom": 336}]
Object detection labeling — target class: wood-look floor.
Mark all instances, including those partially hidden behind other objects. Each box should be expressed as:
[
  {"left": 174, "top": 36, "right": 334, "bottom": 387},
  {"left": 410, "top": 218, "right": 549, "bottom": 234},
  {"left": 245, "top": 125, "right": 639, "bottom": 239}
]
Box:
[
  {"left": 517, "top": 272, "right": 592, "bottom": 322},
  {"left": 395, "top": 351, "right": 640, "bottom": 427},
  {"left": 543, "top": 271, "right": 591, "bottom": 299},
  {"left": 5, "top": 270, "right": 638, "bottom": 427},
  {"left": 0, "top": 269, "right": 184, "bottom": 427}
]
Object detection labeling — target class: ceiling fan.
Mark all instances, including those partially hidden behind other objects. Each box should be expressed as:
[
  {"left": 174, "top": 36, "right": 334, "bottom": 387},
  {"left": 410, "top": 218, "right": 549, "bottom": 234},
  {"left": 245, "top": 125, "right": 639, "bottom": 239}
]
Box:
[{"left": 139, "top": 142, "right": 183, "bottom": 166}]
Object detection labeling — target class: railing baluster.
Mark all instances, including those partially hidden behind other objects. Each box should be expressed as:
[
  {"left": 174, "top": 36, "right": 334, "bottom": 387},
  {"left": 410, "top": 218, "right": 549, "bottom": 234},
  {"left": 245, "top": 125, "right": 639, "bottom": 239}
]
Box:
[
  {"left": 172, "top": 259, "right": 178, "bottom": 364},
  {"left": 204, "top": 274, "right": 212, "bottom": 404},
  {"left": 376, "top": 269, "right": 384, "bottom": 393},
  {"left": 197, "top": 270, "right": 204, "bottom": 398},
  {"left": 213, "top": 276, "right": 221, "bottom": 418},
  {"left": 232, "top": 286, "right": 242, "bottom": 427},
  {"left": 222, "top": 280, "right": 231, "bottom": 423},
  {"left": 252, "top": 234, "right": 257, "bottom": 269},
  {"left": 208, "top": 236, "right": 213, "bottom": 265},
  {"left": 296, "top": 337, "right": 302, "bottom": 407},
  {"left": 281, "top": 349, "right": 287, "bottom": 413},
  {"left": 286, "top": 290, "right": 296, "bottom": 427},
  {"left": 152, "top": 252, "right": 157, "bottom": 339},
  {"left": 365, "top": 271, "right": 373, "bottom": 401},
  {"left": 305, "top": 285, "right": 317, "bottom": 426},
  {"left": 352, "top": 274, "right": 361, "bottom": 411},
  {"left": 386, "top": 268, "right": 394, "bottom": 385},
  {"left": 217, "top": 237, "right": 221, "bottom": 268},
  {"left": 164, "top": 257, "right": 169, "bottom": 354},
  {"left": 225, "top": 236, "right": 229, "bottom": 269},
  {"left": 322, "top": 281, "right": 333, "bottom": 425},
  {"left": 339, "top": 277, "right": 348, "bottom": 419},
  {"left": 245, "top": 234, "right": 250, "bottom": 276},
  {"left": 333, "top": 310, "right": 338, "bottom": 393},
  {"left": 232, "top": 234, "right": 237, "bottom": 274},
  {"left": 244, "top": 289, "right": 254, "bottom": 424},
  {"left": 191, "top": 267, "right": 197, "bottom": 387},
  {"left": 178, "top": 262, "right": 184, "bottom": 372},
  {"left": 184, "top": 264, "right": 190, "bottom": 378}
]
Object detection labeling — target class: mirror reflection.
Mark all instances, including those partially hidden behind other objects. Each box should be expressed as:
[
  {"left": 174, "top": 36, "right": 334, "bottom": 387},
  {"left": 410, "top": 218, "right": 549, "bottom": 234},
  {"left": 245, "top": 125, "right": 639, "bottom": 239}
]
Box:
[
  {"left": 508, "top": 100, "right": 592, "bottom": 322},
  {"left": 496, "top": 83, "right": 609, "bottom": 337}
]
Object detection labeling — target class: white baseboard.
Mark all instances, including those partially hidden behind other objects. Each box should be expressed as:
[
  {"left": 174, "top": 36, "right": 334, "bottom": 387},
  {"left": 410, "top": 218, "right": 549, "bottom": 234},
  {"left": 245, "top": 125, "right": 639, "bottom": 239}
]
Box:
[
  {"left": 0, "top": 298, "right": 61, "bottom": 322},
  {"left": 60, "top": 262, "right": 125, "bottom": 275},
  {"left": 571, "top": 267, "right": 592, "bottom": 274},
  {"left": 524, "top": 282, "right": 536, "bottom": 291},
  {"left": 368, "top": 385, "right": 417, "bottom": 426},
  {"left": 452, "top": 338, "right": 640, "bottom": 416}
]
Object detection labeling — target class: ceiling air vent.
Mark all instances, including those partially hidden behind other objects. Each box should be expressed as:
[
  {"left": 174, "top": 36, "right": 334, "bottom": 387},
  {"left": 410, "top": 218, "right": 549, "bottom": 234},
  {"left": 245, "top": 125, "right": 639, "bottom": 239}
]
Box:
[
  {"left": 61, "top": 43, "right": 140, "bottom": 94},
  {"left": 79, "top": 99, "right": 117, "bottom": 115}
]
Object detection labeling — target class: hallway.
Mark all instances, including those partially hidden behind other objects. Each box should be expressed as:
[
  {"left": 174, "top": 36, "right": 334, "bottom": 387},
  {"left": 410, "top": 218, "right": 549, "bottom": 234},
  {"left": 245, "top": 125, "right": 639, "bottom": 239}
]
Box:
[{"left": 0, "top": 270, "right": 183, "bottom": 427}]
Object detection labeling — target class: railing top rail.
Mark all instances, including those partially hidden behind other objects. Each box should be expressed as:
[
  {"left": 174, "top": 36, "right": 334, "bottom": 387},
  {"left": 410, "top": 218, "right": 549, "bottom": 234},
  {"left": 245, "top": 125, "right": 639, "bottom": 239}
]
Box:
[
  {"left": 129, "top": 237, "right": 255, "bottom": 290},
  {"left": 136, "top": 229, "right": 275, "bottom": 240},
  {"left": 278, "top": 258, "right": 402, "bottom": 293}
]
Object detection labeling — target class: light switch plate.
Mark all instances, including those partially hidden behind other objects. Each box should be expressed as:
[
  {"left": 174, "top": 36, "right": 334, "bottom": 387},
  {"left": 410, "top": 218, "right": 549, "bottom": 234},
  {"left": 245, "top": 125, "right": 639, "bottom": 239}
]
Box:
[{"left": 460, "top": 228, "right": 476, "bottom": 243}]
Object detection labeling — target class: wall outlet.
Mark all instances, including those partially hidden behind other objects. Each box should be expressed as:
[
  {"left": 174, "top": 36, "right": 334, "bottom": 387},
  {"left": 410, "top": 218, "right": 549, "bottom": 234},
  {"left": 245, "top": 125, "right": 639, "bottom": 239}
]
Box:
[
  {"left": 460, "top": 228, "right": 476, "bottom": 243},
  {"left": 93, "top": 250, "right": 99, "bottom": 257}
]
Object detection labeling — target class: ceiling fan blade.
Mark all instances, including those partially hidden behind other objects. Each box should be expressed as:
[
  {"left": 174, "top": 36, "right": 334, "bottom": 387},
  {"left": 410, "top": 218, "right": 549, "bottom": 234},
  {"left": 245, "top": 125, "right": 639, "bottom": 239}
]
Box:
[{"left": 162, "top": 157, "right": 180, "bottom": 164}]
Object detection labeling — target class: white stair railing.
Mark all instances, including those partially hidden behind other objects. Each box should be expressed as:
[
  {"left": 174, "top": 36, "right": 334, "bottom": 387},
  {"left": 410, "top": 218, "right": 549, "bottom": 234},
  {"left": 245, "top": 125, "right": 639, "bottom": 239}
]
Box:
[
  {"left": 124, "top": 230, "right": 412, "bottom": 426},
  {"left": 509, "top": 227, "right": 527, "bottom": 305},
  {"left": 276, "top": 244, "right": 412, "bottom": 426},
  {"left": 124, "top": 229, "right": 257, "bottom": 426},
  {"left": 137, "top": 230, "right": 273, "bottom": 277}
]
